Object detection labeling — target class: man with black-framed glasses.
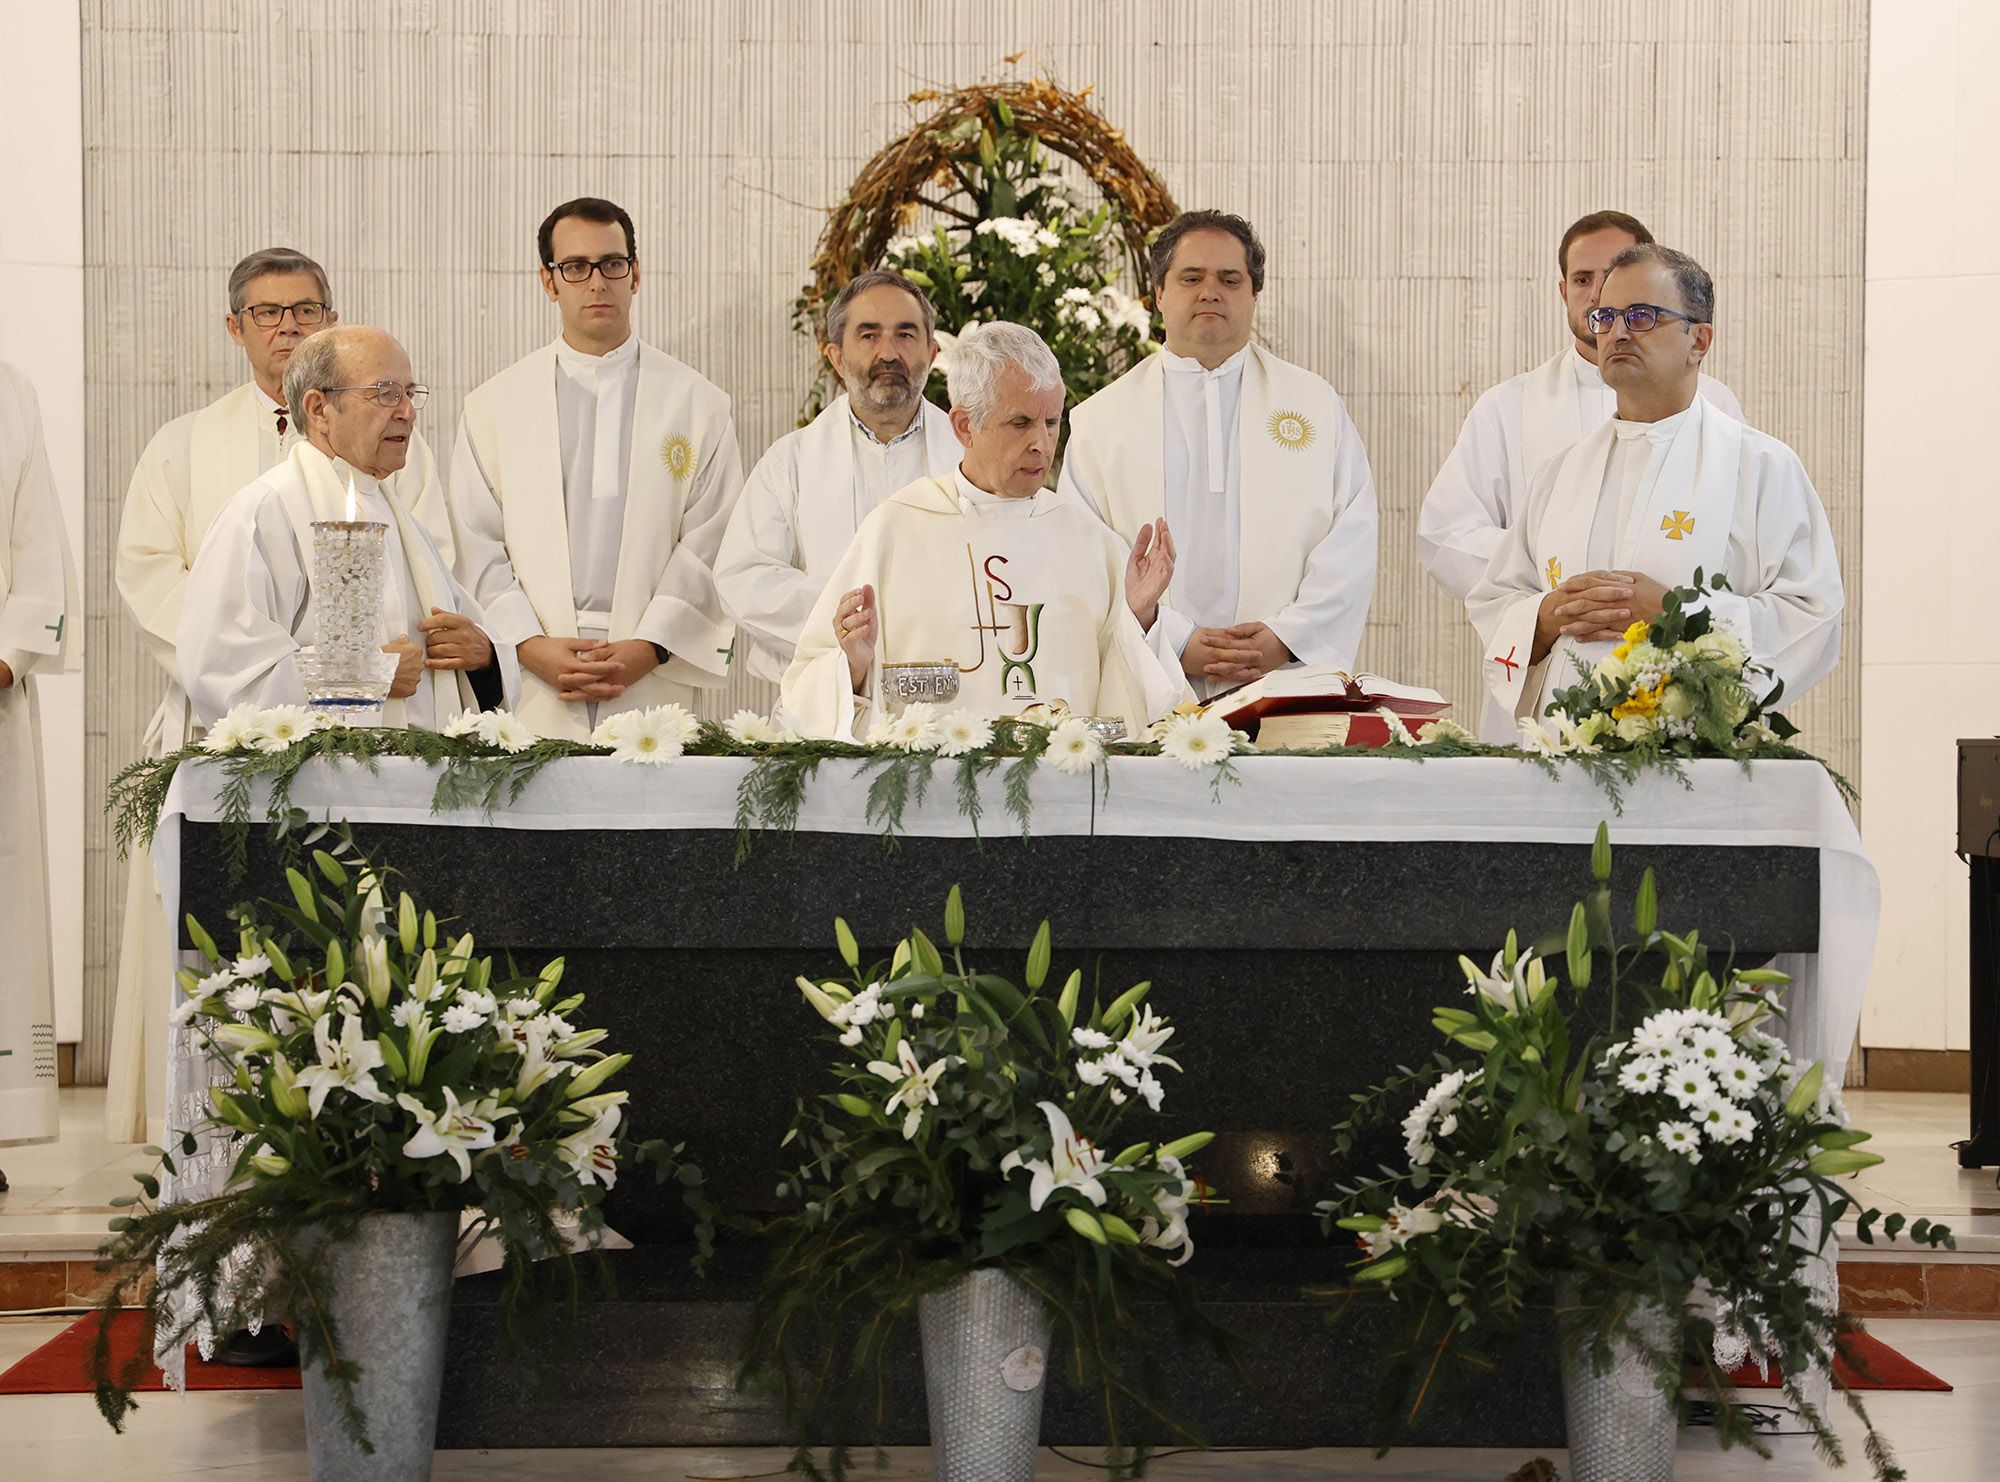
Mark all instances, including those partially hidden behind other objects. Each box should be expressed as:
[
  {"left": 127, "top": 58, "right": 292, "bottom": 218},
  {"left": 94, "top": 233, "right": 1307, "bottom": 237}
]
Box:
[
  {"left": 104, "top": 248, "right": 451, "bottom": 1157},
  {"left": 449, "top": 195, "right": 743, "bottom": 739},
  {"left": 1419, "top": 212, "right": 1744, "bottom": 739},
  {"left": 1467, "top": 244, "right": 1842, "bottom": 738}
]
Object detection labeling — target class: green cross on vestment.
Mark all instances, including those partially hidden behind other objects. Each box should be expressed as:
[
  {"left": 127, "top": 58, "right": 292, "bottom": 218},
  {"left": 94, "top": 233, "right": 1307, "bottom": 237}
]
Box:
[
  {"left": 46, "top": 614, "right": 64, "bottom": 643},
  {"left": 718, "top": 637, "right": 735, "bottom": 666}
]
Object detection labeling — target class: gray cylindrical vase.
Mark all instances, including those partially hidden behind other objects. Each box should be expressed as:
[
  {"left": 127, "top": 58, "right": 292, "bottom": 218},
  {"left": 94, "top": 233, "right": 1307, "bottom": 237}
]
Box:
[
  {"left": 918, "top": 1267, "right": 1053, "bottom": 1482},
  {"left": 1558, "top": 1275, "right": 1680, "bottom": 1482},
  {"left": 298, "top": 1210, "right": 459, "bottom": 1482}
]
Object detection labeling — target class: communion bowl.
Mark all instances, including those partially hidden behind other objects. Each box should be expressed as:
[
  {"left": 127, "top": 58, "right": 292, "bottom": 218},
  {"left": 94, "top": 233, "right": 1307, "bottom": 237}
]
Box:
[{"left": 881, "top": 660, "right": 962, "bottom": 706}]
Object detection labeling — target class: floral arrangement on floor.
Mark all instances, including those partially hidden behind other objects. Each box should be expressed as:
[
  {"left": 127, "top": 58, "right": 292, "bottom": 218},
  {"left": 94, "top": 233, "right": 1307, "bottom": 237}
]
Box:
[
  {"left": 739, "top": 888, "right": 1227, "bottom": 1480},
  {"left": 89, "top": 827, "right": 712, "bottom": 1439},
  {"left": 794, "top": 71, "right": 1179, "bottom": 422},
  {"left": 1314, "top": 824, "right": 1948, "bottom": 1480},
  {"left": 1521, "top": 572, "right": 1831, "bottom": 783}
]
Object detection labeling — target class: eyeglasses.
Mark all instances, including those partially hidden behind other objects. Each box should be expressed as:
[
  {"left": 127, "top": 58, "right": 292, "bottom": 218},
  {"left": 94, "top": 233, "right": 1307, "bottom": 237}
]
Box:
[
  {"left": 1584, "top": 303, "right": 1704, "bottom": 335},
  {"left": 238, "top": 300, "right": 330, "bottom": 328},
  {"left": 547, "top": 256, "right": 633, "bottom": 283},
  {"left": 324, "top": 381, "right": 430, "bottom": 410}
]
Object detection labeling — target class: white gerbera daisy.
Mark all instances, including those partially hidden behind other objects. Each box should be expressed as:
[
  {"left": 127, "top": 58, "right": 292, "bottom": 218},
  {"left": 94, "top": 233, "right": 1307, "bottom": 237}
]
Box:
[
  {"left": 441, "top": 711, "right": 484, "bottom": 739},
  {"left": 201, "top": 703, "right": 263, "bottom": 754},
  {"left": 650, "top": 704, "right": 701, "bottom": 747},
  {"left": 885, "top": 702, "right": 942, "bottom": 751},
  {"left": 476, "top": 710, "right": 535, "bottom": 754},
  {"left": 248, "top": 705, "right": 321, "bottom": 752},
  {"left": 1045, "top": 717, "right": 1104, "bottom": 776},
  {"left": 935, "top": 709, "right": 995, "bottom": 757},
  {"left": 724, "top": 709, "right": 783, "bottom": 746},
  {"left": 611, "top": 709, "right": 687, "bottom": 765},
  {"left": 589, "top": 711, "right": 633, "bottom": 748},
  {"left": 1158, "top": 712, "right": 1232, "bottom": 771}
]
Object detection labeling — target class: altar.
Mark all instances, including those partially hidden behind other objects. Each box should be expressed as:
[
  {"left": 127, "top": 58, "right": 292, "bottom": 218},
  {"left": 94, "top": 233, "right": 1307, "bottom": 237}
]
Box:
[{"left": 154, "top": 754, "right": 1872, "bottom": 1448}]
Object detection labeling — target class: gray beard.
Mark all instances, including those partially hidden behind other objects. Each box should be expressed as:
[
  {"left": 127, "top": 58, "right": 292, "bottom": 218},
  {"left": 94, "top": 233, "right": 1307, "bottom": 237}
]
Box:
[{"left": 844, "top": 372, "right": 921, "bottom": 419}]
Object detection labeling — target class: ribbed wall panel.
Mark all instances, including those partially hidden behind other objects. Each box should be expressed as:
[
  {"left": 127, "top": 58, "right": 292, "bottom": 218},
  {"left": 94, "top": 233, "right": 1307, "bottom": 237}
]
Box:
[{"left": 77, "top": 0, "right": 1866, "bottom": 1078}]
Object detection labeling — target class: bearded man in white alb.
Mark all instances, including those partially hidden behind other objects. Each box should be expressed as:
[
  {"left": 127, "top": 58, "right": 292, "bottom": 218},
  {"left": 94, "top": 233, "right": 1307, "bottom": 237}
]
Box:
[
  {"left": 717, "top": 270, "right": 959, "bottom": 683},
  {"left": 1467, "top": 245, "right": 1841, "bottom": 735},
  {"left": 107, "top": 249, "right": 452, "bottom": 1142},
  {"left": 1060, "top": 210, "right": 1377, "bottom": 697},
  {"left": 0, "top": 361, "right": 77, "bottom": 1166},
  {"left": 783, "top": 322, "right": 1184, "bottom": 740},
  {"left": 450, "top": 196, "right": 741, "bottom": 738},
  {"left": 179, "top": 327, "right": 518, "bottom": 726}
]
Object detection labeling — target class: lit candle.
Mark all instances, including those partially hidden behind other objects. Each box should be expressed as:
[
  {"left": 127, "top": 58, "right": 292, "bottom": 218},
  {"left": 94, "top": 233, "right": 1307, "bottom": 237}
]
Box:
[{"left": 344, "top": 474, "right": 358, "bottom": 522}]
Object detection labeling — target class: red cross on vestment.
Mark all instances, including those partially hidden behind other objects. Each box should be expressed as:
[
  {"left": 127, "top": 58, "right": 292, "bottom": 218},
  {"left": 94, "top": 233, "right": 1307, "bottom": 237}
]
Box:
[{"left": 1493, "top": 645, "right": 1520, "bottom": 679}]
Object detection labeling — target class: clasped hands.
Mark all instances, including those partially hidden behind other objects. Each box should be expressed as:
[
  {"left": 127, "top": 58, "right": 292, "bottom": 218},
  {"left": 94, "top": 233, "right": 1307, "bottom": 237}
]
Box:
[
  {"left": 517, "top": 633, "right": 661, "bottom": 703},
  {"left": 382, "top": 608, "right": 494, "bottom": 700},
  {"left": 1532, "top": 570, "right": 1669, "bottom": 662}
]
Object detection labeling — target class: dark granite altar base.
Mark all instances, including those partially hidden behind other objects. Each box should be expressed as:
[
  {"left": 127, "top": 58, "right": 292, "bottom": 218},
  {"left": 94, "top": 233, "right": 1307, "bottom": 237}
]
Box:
[{"left": 434, "top": 1244, "right": 1565, "bottom": 1451}]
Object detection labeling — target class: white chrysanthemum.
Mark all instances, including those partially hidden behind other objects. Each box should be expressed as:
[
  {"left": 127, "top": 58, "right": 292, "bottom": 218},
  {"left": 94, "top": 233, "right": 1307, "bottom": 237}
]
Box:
[
  {"left": 1059, "top": 286, "right": 1095, "bottom": 306},
  {"left": 1631, "top": 1010, "right": 1690, "bottom": 1057},
  {"left": 724, "top": 709, "right": 784, "bottom": 746},
  {"left": 201, "top": 703, "right": 263, "bottom": 754},
  {"left": 1712, "top": 1051, "right": 1763, "bottom": 1101},
  {"left": 224, "top": 983, "right": 262, "bottom": 1015},
  {"left": 1677, "top": 1025, "right": 1736, "bottom": 1069},
  {"left": 1045, "top": 717, "right": 1104, "bottom": 776},
  {"left": 1664, "top": 1064, "right": 1720, "bottom": 1112},
  {"left": 1617, "top": 1056, "right": 1665, "bottom": 1094},
  {"left": 934, "top": 709, "right": 995, "bottom": 757},
  {"left": 441, "top": 1003, "right": 486, "bottom": 1034},
  {"left": 589, "top": 711, "right": 633, "bottom": 748},
  {"left": 885, "top": 702, "right": 942, "bottom": 751},
  {"left": 1158, "top": 711, "right": 1233, "bottom": 771},
  {"left": 248, "top": 705, "right": 321, "bottom": 752},
  {"left": 476, "top": 710, "right": 535, "bottom": 754},
  {"left": 1710, "top": 1105, "right": 1756, "bottom": 1144},
  {"left": 611, "top": 709, "right": 687, "bottom": 765},
  {"left": 391, "top": 999, "right": 425, "bottom": 1028},
  {"left": 1656, "top": 1119, "right": 1704, "bottom": 1162},
  {"left": 234, "top": 953, "right": 271, "bottom": 978}
]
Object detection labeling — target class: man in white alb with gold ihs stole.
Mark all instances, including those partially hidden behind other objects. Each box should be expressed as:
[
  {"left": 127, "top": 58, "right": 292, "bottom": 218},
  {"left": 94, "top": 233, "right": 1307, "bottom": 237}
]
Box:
[
  {"left": 450, "top": 197, "right": 741, "bottom": 739},
  {"left": 1468, "top": 245, "right": 1842, "bottom": 732},
  {"left": 1060, "top": 211, "right": 1377, "bottom": 698},
  {"left": 783, "top": 322, "right": 1184, "bottom": 740},
  {"left": 107, "top": 249, "right": 448, "bottom": 1143}
]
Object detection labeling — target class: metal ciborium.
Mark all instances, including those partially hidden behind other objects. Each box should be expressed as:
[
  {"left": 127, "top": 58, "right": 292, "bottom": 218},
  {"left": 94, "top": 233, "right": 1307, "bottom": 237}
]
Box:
[{"left": 881, "top": 660, "right": 962, "bottom": 708}]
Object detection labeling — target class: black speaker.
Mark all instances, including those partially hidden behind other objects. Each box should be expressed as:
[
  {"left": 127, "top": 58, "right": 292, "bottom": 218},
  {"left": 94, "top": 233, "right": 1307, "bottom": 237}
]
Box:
[{"left": 1956, "top": 739, "right": 2000, "bottom": 1169}]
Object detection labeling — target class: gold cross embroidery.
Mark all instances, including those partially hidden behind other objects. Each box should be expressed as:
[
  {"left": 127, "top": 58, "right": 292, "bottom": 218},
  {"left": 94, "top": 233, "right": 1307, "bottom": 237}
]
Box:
[
  {"left": 1661, "top": 510, "right": 1695, "bottom": 541},
  {"left": 1545, "top": 557, "right": 1562, "bottom": 589}
]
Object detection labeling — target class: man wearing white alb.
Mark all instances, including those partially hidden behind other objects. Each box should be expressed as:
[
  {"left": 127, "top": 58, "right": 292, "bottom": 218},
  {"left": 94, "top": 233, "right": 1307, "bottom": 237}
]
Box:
[
  {"left": 450, "top": 197, "right": 741, "bottom": 738},
  {"left": 179, "top": 327, "right": 517, "bottom": 728},
  {"left": 1420, "top": 212, "right": 1743, "bottom": 737},
  {"left": 717, "top": 270, "right": 959, "bottom": 683},
  {"left": 1466, "top": 245, "right": 1841, "bottom": 736},
  {"left": 1060, "top": 210, "right": 1377, "bottom": 697}
]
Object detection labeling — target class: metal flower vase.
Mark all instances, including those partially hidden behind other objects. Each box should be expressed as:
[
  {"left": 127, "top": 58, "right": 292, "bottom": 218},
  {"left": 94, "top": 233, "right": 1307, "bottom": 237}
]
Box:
[
  {"left": 918, "top": 1267, "right": 1054, "bottom": 1482},
  {"left": 298, "top": 1210, "right": 459, "bottom": 1482},
  {"left": 1557, "top": 1276, "right": 1679, "bottom": 1482}
]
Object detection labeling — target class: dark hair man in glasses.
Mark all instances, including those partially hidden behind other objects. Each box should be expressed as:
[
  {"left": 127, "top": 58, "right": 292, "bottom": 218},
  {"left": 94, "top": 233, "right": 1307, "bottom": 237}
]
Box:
[
  {"left": 177, "top": 325, "right": 515, "bottom": 731},
  {"left": 1419, "top": 213, "right": 1744, "bottom": 739},
  {"left": 448, "top": 195, "right": 744, "bottom": 738},
  {"left": 104, "top": 250, "right": 450, "bottom": 1153},
  {"left": 1466, "top": 244, "right": 1841, "bottom": 742}
]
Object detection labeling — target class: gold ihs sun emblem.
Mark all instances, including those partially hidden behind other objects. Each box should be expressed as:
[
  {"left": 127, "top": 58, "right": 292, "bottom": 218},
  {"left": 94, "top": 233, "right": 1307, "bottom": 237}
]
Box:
[
  {"left": 661, "top": 434, "right": 695, "bottom": 481},
  {"left": 1267, "top": 409, "right": 1315, "bottom": 450}
]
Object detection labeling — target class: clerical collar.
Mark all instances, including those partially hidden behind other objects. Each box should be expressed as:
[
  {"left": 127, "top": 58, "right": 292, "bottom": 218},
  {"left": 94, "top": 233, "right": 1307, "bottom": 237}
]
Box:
[
  {"left": 848, "top": 399, "right": 925, "bottom": 448},
  {"left": 1611, "top": 403, "right": 1694, "bottom": 441},
  {"left": 554, "top": 333, "right": 638, "bottom": 373},
  {"left": 325, "top": 456, "right": 386, "bottom": 500},
  {"left": 1571, "top": 348, "right": 1606, "bottom": 391},
  {"left": 1160, "top": 345, "right": 1248, "bottom": 380},
  {"left": 253, "top": 385, "right": 285, "bottom": 415},
  {"left": 953, "top": 465, "right": 1036, "bottom": 516}
]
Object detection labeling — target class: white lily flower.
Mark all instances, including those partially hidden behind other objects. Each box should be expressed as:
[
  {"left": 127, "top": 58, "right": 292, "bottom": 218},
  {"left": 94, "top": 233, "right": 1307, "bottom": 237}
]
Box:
[
  {"left": 1138, "top": 1153, "right": 1196, "bottom": 1266},
  {"left": 511, "top": 1017, "right": 570, "bottom": 1098},
  {"left": 1115, "top": 1005, "right": 1181, "bottom": 1073},
  {"left": 999, "top": 1099, "right": 1111, "bottom": 1211},
  {"left": 292, "top": 1010, "right": 390, "bottom": 1117},
  {"left": 395, "top": 1087, "right": 515, "bottom": 1182},
  {"left": 201, "top": 703, "right": 263, "bottom": 754},
  {"left": 555, "top": 1102, "right": 623, "bottom": 1189},
  {"left": 1458, "top": 948, "right": 1538, "bottom": 1013},
  {"left": 865, "top": 1039, "right": 957, "bottom": 1139}
]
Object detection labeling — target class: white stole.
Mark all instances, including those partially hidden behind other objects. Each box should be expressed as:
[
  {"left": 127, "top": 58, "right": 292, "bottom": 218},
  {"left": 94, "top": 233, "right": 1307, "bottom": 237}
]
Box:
[
  {"left": 1482, "top": 395, "right": 1741, "bottom": 722},
  {"left": 792, "top": 394, "right": 960, "bottom": 578}
]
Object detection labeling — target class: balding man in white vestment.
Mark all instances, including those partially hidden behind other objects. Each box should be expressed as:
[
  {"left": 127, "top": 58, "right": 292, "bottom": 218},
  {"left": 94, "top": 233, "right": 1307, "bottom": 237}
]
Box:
[
  {"left": 450, "top": 196, "right": 742, "bottom": 739},
  {"left": 1419, "top": 212, "right": 1745, "bottom": 739},
  {"left": 784, "top": 322, "right": 1185, "bottom": 740},
  {"left": 0, "top": 361, "right": 78, "bottom": 1165},
  {"left": 1467, "top": 244, "right": 1841, "bottom": 738},
  {"left": 717, "top": 270, "right": 959, "bottom": 685},
  {"left": 1060, "top": 210, "right": 1378, "bottom": 699}
]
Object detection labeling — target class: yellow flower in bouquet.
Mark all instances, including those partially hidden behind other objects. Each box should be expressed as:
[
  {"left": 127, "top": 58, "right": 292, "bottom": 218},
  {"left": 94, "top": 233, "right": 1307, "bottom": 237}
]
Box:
[
  {"left": 1611, "top": 620, "right": 1651, "bottom": 662},
  {"left": 1612, "top": 678, "right": 1667, "bottom": 720}
]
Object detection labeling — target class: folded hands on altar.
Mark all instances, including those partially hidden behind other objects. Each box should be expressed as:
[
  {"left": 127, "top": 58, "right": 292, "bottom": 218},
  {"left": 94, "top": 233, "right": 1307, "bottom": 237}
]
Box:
[
  {"left": 1184, "top": 621, "right": 1291, "bottom": 686},
  {"left": 517, "top": 633, "right": 659, "bottom": 702},
  {"left": 1532, "top": 569, "right": 1670, "bottom": 660}
]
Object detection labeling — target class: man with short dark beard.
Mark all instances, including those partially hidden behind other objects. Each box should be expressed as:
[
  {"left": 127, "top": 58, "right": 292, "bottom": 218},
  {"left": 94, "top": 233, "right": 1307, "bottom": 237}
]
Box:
[{"left": 718, "top": 270, "right": 960, "bottom": 682}]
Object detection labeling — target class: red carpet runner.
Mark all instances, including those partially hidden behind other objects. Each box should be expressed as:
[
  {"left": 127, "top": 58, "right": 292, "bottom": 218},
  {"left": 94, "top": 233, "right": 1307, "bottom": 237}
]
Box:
[
  {"left": 0, "top": 1311, "right": 301, "bottom": 1395},
  {"left": 1723, "top": 1329, "right": 1951, "bottom": 1393}
]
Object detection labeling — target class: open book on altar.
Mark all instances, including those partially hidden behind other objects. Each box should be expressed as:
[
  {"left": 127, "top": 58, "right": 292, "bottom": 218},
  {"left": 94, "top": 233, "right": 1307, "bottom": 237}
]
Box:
[{"left": 1206, "top": 667, "right": 1452, "bottom": 751}]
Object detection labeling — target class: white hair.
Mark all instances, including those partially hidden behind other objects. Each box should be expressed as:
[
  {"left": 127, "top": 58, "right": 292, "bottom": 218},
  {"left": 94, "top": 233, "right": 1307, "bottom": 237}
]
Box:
[{"left": 944, "top": 320, "right": 1063, "bottom": 427}]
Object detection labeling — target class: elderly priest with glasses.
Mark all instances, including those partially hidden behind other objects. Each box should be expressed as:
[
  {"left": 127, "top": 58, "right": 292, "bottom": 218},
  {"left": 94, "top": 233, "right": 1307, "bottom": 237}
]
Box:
[
  {"left": 178, "top": 326, "right": 517, "bottom": 728},
  {"left": 782, "top": 321, "right": 1185, "bottom": 740},
  {"left": 1466, "top": 244, "right": 1842, "bottom": 736}
]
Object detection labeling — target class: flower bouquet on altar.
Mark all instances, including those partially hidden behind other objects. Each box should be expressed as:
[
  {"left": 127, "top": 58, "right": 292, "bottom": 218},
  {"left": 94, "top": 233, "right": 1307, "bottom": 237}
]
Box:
[
  {"left": 1315, "top": 825, "right": 1948, "bottom": 1482},
  {"left": 1524, "top": 571, "right": 1807, "bottom": 767},
  {"left": 742, "top": 887, "right": 1227, "bottom": 1482},
  {"left": 89, "top": 826, "right": 711, "bottom": 1480}
]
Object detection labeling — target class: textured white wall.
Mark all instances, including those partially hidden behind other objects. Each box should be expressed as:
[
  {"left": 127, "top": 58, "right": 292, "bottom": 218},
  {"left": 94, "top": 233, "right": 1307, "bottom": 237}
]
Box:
[{"left": 75, "top": 0, "right": 1866, "bottom": 1078}]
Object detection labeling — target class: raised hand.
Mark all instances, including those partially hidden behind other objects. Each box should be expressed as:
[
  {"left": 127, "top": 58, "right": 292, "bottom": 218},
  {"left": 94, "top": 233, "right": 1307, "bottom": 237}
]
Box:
[
  {"left": 1125, "top": 517, "right": 1175, "bottom": 631},
  {"left": 833, "top": 584, "right": 877, "bottom": 694}
]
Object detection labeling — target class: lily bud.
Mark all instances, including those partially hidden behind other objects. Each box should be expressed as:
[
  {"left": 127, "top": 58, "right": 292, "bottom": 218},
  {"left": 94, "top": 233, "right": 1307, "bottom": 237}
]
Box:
[
  {"left": 1097, "top": 1212, "right": 1142, "bottom": 1245},
  {"left": 248, "top": 1152, "right": 291, "bottom": 1178},
  {"left": 1156, "top": 1131, "right": 1214, "bottom": 1162},
  {"left": 565, "top": 1052, "right": 632, "bottom": 1100},
  {"left": 796, "top": 976, "right": 844, "bottom": 1024},
  {"left": 1064, "top": 1207, "right": 1109, "bottom": 1245},
  {"left": 360, "top": 934, "right": 392, "bottom": 1010}
]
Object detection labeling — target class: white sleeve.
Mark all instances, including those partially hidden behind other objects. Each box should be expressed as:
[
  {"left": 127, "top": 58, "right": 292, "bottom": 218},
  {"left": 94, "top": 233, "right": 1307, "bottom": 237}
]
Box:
[
  {"left": 636, "top": 407, "right": 741, "bottom": 686},
  {"left": 0, "top": 373, "right": 76, "bottom": 681},
  {"left": 1418, "top": 389, "right": 1517, "bottom": 602},
  {"left": 1703, "top": 448, "right": 1844, "bottom": 708},
  {"left": 1266, "top": 397, "right": 1377, "bottom": 671},
  {"left": 714, "top": 435, "right": 820, "bottom": 675},
  {"left": 115, "top": 420, "right": 193, "bottom": 683},
  {"left": 176, "top": 493, "right": 311, "bottom": 723},
  {"left": 445, "top": 415, "right": 544, "bottom": 651}
]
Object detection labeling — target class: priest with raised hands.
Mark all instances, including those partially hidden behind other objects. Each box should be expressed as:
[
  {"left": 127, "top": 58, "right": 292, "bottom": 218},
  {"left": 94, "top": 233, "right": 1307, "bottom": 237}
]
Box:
[
  {"left": 1421, "top": 212, "right": 1744, "bottom": 738},
  {"left": 178, "top": 326, "right": 517, "bottom": 728},
  {"left": 449, "top": 196, "right": 742, "bottom": 739},
  {"left": 1060, "top": 209, "right": 1377, "bottom": 697},
  {"left": 1466, "top": 244, "right": 1842, "bottom": 735},
  {"left": 0, "top": 361, "right": 77, "bottom": 1160},
  {"left": 716, "top": 269, "right": 959, "bottom": 682},
  {"left": 782, "top": 321, "right": 1185, "bottom": 741}
]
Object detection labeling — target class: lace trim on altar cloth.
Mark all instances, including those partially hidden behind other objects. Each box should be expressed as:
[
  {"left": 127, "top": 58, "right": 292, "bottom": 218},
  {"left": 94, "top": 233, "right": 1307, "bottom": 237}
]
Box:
[{"left": 1706, "top": 1215, "right": 1839, "bottom": 1406}]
